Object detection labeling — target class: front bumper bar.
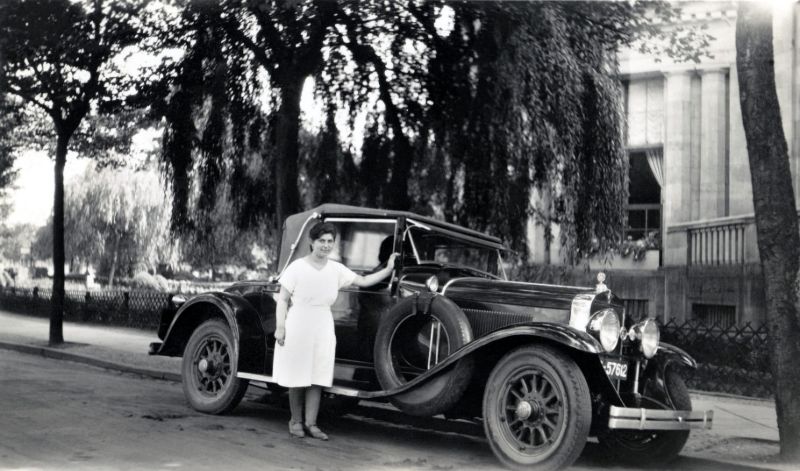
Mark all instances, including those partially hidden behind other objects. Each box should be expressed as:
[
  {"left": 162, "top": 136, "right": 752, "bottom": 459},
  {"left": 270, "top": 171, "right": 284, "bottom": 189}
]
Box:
[{"left": 608, "top": 406, "right": 713, "bottom": 431}]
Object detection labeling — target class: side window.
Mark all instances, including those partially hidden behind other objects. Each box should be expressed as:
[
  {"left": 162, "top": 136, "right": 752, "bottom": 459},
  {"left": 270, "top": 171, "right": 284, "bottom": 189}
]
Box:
[{"left": 325, "top": 220, "right": 396, "bottom": 273}]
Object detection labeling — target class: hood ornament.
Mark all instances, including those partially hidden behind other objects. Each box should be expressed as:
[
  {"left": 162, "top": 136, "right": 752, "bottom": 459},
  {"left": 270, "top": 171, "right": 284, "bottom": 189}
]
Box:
[
  {"left": 595, "top": 272, "right": 608, "bottom": 293},
  {"left": 596, "top": 272, "right": 613, "bottom": 300}
]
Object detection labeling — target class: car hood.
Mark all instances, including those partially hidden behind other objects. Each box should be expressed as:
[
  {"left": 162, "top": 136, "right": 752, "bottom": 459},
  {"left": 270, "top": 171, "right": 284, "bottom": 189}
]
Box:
[{"left": 440, "top": 277, "right": 599, "bottom": 311}]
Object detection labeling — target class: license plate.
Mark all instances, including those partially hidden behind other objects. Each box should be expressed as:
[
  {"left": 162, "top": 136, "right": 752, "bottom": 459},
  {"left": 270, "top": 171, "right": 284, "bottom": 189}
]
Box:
[{"left": 602, "top": 359, "right": 628, "bottom": 380}]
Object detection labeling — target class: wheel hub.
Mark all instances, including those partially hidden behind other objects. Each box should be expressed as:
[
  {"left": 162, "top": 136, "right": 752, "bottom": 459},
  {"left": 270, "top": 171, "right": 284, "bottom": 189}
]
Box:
[
  {"left": 198, "top": 354, "right": 223, "bottom": 377},
  {"left": 516, "top": 401, "right": 533, "bottom": 420},
  {"left": 516, "top": 399, "right": 544, "bottom": 422}
]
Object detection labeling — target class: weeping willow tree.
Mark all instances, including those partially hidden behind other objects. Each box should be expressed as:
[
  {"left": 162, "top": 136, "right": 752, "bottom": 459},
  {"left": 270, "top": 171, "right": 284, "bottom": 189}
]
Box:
[
  {"left": 414, "top": 1, "right": 709, "bottom": 261},
  {"left": 154, "top": 0, "right": 339, "bottom": 241},
  {"left": 154, "top": 0, "right": 708, "bottom": 264}
]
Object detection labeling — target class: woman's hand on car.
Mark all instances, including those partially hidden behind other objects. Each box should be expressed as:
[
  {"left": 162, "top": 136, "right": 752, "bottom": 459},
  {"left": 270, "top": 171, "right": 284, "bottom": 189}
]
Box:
[
  {"left": 275, "top": 326, "right": 286, "bottom": 346},
  {"left": 387, "top": 252, "right": 399, "bottom": 270}
]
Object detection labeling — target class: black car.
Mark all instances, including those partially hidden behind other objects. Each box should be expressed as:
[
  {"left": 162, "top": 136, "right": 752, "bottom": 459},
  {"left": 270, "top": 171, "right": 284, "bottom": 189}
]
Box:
[{"left": 150, "top": 204, "right": 712, "bottom": 471}]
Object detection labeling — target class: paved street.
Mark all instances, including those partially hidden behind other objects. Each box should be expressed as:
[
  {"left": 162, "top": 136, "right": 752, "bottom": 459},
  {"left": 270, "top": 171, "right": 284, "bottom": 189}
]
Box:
[{"left": 0, "top": 348, "right": 787, "bottom": 471}]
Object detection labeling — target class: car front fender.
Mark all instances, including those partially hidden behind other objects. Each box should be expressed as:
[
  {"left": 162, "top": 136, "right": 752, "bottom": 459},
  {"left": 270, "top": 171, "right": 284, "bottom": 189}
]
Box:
[
  {"left": 362, "top": 323, "right": 606, "bottom": 400},
  {"left": 153, "top": 292, "right": 266, "bottom": 373},
  {"left": 640, "top": 342, "right": 697, "bottom": 409}
]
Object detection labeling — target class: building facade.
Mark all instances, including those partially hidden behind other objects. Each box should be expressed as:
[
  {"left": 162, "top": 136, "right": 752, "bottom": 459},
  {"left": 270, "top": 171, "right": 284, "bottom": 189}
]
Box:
[{"left": 530, "top": 1, "right": 800, "bottom": 327}]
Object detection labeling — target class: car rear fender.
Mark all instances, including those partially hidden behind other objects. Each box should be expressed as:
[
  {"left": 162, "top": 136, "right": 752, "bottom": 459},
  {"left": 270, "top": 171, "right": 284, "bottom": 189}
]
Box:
[{"left": 153, "top": 292, "right": 266, "bottom": 372}]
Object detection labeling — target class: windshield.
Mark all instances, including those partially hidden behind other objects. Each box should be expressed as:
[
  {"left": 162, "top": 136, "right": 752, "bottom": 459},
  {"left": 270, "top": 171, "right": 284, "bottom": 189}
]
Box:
[{"left": 405, "top": 225, "right": 505, "bottom": 279}]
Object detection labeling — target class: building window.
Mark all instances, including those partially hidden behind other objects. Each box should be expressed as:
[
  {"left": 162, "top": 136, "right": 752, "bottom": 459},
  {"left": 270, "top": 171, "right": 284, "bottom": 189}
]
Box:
[
  {"left": 626, "top": 149, "right": 661, "bottom": 243},
  {"left": 692, "top": 303, "right": 736, "bottom": 328}
]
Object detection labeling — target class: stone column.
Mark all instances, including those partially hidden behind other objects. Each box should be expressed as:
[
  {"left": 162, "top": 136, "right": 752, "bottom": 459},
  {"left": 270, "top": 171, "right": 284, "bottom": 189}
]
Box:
[
  {"left": 663, "top": 71, "right": 694, "bottom": 224},
  {"left": 728, "top": 66, "right": 755, "bottom": 215},
  {"left": 663, "top": 71, "right": 694, "bottom": 265},
  {"left": 699, "top": 68, "right": 729, "bottom": 218}
]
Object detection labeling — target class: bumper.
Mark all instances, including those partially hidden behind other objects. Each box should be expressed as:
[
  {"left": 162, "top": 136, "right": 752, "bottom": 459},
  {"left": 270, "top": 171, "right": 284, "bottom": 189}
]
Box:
[
  {"left": 148, "top": 342, "right": 163, "bottom": 355},
  {"left": 608, "top": 406, "right": 713, "bottom": 431}
]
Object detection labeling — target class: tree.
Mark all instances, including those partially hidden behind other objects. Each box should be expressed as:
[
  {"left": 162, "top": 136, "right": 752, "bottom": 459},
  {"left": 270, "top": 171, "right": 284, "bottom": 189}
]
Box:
[
  {"left": 414, "top": 1, "right": 710, "bottom": 259},
  {"left": 156, "top": 1, "right": 709, "bottom": 263},
  {"left": 0, "top": 99, "right": 19, "bottom": 197},
  {"left": 0, "top": 0, "right": 146, "bottom": 343},
  {"left": 155, "top": 0, "right": 338, "bottom": 234},
  {"left": 735, "top": 2, "right": 800, "bottom": 460},
  {"left": 67, "top": 166, "right": 172, "bottom": 286},
  {"left": 32, "top": 166, "right": 172, "bottom": 285}
]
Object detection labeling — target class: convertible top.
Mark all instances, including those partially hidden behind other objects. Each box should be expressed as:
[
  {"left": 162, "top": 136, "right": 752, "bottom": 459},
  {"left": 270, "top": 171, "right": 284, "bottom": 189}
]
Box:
[{"left": 277, "top": 204, "right": 507, "bottom": 272}]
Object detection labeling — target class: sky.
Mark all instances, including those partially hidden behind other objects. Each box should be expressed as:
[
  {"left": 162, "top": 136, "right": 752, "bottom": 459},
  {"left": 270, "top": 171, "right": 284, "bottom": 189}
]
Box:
[{"left": 7, "top": 150, "right": 88, "bottom": 227}]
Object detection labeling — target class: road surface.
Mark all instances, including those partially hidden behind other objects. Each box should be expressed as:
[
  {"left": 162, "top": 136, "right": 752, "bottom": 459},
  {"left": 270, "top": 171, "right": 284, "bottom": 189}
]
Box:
[{"left": 0, "top": 350, "right": 776, "bottom": 471}]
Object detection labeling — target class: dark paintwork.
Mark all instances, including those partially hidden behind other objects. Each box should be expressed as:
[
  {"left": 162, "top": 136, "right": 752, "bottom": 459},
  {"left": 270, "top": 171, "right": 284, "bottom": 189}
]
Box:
[
  {"left": 153, "top": 291, "right": 267, "bottom": 373},
  {"left": 152, "top": 205, "right": 696, "bottom": 424}
]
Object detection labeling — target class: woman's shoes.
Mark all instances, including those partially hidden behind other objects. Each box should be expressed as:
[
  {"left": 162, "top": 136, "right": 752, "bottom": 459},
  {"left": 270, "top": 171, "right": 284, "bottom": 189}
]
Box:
[
  {"left": 304, "top": 424, "right": 329, "bottom": 441},
  {"left": 289, "top": 420, "right": 305, "bottom": 438}
]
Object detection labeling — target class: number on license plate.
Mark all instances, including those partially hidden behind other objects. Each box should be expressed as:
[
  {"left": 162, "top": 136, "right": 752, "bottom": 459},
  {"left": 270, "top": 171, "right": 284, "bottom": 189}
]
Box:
[{"left": 602, "top": 359, "right": 628, "bottom": 380}]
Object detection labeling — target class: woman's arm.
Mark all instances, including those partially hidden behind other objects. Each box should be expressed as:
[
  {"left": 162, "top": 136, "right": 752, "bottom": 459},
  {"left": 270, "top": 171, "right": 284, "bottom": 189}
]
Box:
[
  {"left": 351, "top": 253, "right": 399, "bottom": 288},
  {"left": 274, "top": 285, "right": 291, "bottom": 345}
]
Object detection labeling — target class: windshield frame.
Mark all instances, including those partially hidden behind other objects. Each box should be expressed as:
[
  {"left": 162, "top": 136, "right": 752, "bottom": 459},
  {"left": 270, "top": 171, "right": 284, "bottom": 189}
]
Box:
[{"left": 404, "top": 219, "right": 508, "bottom": 280}]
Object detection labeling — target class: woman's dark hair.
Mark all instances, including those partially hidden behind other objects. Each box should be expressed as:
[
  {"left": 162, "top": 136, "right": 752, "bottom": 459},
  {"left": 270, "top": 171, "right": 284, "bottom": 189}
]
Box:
[{"left": 309, "top": 222, "right": 337, "bottom": 242}]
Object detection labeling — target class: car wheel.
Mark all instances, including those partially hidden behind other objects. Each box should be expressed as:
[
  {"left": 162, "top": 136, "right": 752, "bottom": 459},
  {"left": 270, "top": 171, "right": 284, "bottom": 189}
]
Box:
[
  {"left": 483, "top": 345, "right": 591, "bottom": 471},
  {"left": 182, "top": 319, "right": 249, "bottom": 414},
  {"left": 374, "top": 295, "right": 474, "bottom": 417},
  {"left": 597, "top": 369, "right": 691, "bottom": 465}
]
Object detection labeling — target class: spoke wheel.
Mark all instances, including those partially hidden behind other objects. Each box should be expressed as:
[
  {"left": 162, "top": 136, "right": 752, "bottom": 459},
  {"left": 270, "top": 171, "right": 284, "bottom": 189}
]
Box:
[
  {"left": 483, "top": 345, "right": 590, "bottom": 471},
  {"left": 182, "top": 319, "right": 249, "bottom": 414},
  {"left": 499, "top": 368, "right": 565, "bottom": 451},
  {"left": 191, "top": 335, "right": 232, "bottom": 396}
]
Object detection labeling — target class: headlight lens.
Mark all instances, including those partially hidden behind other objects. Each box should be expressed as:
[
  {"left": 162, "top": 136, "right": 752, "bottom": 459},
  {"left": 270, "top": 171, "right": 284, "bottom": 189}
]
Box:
[
  {"left": 631, "top": 319, "right": 660, "bottom": 358},
  {"left": 588, "top": 309, "right": 620, "bottom": 352},
  {"left": 425, "top": 275, "right": 439, "bottom": 293},
  {"left": 171, "top": 294, "right": 187, "bottom": 306}
]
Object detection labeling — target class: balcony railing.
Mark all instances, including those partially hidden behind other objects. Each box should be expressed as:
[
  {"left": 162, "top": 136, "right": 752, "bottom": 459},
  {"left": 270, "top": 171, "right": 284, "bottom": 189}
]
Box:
[
  {"left": 687, "top": 221, "right": 748, "bottom": 265},
  {"left": 666, "top": 214, "right": 759, "bottom": 266}
]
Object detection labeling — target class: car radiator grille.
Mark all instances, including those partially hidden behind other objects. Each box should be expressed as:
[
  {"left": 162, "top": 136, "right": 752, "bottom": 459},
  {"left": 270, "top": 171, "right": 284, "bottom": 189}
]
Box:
[{"left": 462, "top": 308, "right": 539, "bottom": 338}]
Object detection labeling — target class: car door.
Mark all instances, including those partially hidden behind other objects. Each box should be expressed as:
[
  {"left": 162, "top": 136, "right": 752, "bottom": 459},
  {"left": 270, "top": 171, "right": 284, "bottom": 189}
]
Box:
[{"left": 323, "top": 217, "right": 398, "bottom": 367}]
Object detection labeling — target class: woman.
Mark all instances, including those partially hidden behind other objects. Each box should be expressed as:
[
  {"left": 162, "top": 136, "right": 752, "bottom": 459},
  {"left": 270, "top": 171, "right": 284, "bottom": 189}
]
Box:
[{"left": 273, "top": 222, "right": 397, "bottom": 440}]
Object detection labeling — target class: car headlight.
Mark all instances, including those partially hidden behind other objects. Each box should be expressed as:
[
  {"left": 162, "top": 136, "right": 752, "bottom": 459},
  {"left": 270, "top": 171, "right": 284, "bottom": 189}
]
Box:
[
  {"left": 630, "top": 319, "right": 660, "bottom": 358},
  {"left": 588, "top": 309, "right": 620, "bottom": 352},
  {"left": 425, "top": 275, "right": 439, "bottom": 293}
]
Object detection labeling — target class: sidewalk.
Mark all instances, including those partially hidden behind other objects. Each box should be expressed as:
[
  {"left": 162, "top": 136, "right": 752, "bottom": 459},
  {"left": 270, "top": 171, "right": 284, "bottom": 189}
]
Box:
[
  {"left": 0, "top": 309, "right": 780, "bottom": 445},
  {"left": 0, "top": 310, "right": 181, "bottom": 381}
]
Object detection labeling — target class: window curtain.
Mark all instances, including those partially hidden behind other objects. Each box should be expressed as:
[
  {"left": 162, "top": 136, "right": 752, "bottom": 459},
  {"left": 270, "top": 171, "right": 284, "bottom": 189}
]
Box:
[{"left": 646, "top": 148, "right": 664, "bottom": 188}]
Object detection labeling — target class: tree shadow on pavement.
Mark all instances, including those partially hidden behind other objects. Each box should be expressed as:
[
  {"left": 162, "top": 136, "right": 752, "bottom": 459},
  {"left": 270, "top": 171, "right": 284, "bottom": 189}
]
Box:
[{"left": 578, "top": 441, "right": 782, "bottom": 471}]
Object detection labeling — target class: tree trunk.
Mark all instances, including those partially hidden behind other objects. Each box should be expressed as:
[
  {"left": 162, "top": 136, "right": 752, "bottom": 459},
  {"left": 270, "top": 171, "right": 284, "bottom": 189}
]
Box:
[
  {"left": 736, "top": 3, "right": 800, "bottom": 460},
  {"left": 108, "top": 234, "right": 121, "bottom": 289},
  {"left": 273, "top": 77, "right": 304, "bottom": 229},
  {"left": 49, "top": 133, "right": 67, "bottom": 345}
]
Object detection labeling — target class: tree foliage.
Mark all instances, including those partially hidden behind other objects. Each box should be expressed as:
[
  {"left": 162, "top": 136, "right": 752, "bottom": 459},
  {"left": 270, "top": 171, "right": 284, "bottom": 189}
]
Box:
[
  {"left": 153, "top": 0, "right": 709, "bottom": 264},
  {"left": 33, "top": 166, "right": 173, "bottom": 285},
  {"left": 0, "top": 0, "right": 149, "bottom": 343}
]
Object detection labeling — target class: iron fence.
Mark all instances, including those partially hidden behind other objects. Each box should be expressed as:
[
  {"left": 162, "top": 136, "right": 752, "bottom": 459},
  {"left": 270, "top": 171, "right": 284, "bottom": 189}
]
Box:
[
  {"left": 660, "top": 318, "right": 772, "bottom": 398},
  {"left": 0, "top": 286, "right": 171, "bottom": 330},
  {"left": 0, "top": 286, "right": 775, "bottom": 398}
]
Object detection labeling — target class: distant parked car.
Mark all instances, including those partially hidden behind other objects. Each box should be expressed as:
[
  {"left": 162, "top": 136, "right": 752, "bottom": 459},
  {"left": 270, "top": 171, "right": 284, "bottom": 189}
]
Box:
[{"left": 150, "top": 204, "right": 712, "bottom": 471}]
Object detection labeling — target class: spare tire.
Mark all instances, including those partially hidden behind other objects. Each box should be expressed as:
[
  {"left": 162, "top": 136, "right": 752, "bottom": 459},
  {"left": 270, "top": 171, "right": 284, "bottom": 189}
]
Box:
[{"left": 373, "top": 294, "right": 475, "bottom": 416}]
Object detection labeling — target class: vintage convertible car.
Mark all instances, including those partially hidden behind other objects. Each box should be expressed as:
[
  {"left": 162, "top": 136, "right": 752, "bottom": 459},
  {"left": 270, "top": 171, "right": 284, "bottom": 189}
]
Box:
[{"left": 149, "top": 204, "right": 712, "bottom": 471}]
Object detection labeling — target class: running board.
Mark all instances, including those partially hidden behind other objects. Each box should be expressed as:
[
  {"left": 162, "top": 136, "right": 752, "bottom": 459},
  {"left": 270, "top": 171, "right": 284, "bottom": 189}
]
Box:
[
  {"left": 237, "top": 372, "right": 385, "bottom": 398},
  {"left": 608, "top": 406, "right": 714, "bottom": 431}
]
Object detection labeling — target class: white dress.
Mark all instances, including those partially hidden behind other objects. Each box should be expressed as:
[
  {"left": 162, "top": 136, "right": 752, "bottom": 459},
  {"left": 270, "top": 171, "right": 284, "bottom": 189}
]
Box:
[{"left": 272, "top": 258, "right": 357, "bottom": 387}]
